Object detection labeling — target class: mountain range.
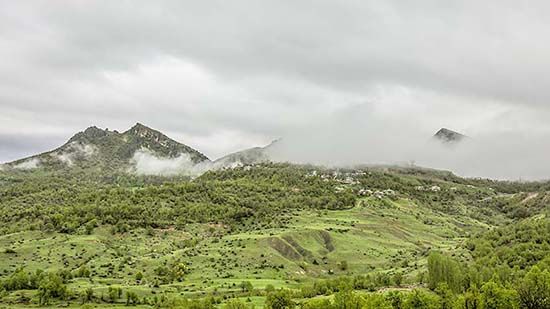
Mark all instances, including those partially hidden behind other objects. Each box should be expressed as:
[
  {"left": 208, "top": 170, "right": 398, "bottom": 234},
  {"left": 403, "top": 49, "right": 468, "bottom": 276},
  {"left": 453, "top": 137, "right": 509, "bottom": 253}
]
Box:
[
  {"left": 1, "top": 123, "right": 465, "bottom": 174},
  {"left": 4, "top": 123, "right": 208, "bottom": 172}
]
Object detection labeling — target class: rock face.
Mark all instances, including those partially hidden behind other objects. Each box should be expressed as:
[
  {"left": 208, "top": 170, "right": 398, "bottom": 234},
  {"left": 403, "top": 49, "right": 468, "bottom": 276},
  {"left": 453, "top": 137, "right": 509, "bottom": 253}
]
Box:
[
  {"left": 434, "top": 128, "right": 466, "bottom": 144},
  {"left": 121, "top": 123, "right": 209, "bottom": 163},
  {"left": 5, "top": 123, "right": 210, "bottom": 171}
]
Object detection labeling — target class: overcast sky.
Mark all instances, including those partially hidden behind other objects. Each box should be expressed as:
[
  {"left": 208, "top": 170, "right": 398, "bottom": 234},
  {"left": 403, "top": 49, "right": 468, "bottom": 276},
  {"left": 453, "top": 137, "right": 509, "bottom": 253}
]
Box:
[{"left": 2, "top": 1, "right": 550, "bottom": 177}]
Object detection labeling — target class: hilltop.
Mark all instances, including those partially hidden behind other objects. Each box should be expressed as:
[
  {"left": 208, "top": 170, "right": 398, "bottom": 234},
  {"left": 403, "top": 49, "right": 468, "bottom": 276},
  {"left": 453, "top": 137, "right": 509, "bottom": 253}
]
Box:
[
  {"left": 3, "top": 123, "right": 210, "bottom": 172},
  {"left": 433, "top": 128, "right": 466, "bottom": 143},
  {"left": 212, "top": 139, "right": 281, "bottom": 168}
]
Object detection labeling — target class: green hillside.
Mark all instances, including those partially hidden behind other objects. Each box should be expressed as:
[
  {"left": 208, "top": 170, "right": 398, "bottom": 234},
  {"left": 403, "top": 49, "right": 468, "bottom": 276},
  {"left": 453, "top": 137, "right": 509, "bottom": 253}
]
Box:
[{"left": 0, "top": 163, "right": 548, "bottom": 307}]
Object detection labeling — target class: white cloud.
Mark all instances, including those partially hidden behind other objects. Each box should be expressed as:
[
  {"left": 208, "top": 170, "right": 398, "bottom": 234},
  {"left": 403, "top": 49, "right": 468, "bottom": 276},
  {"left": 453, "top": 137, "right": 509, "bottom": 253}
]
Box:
[
  {"left": 2, "top": 1, "right": 550, "bottom": 179},
  {"left": 13, "top": 158, "right": 40, "bottom": 170},
  {"left": 131, "top": 148, "right": 210, "bottom": 176},
  {"left": 53, "top": 142, "right": 96, "bottom": 166}
]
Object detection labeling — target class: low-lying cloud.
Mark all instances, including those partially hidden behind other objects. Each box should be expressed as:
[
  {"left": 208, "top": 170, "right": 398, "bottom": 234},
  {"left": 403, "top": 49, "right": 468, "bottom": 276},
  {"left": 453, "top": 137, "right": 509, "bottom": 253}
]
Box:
[
  {"left": 12, "top": 158, "right": 40, "bottom": 170},
  {"left": 131, "top": 149, "right": 211, "bottom": 176},
  {"left": 267, "top": 126, "right": 550, "bottom": 181},
  {"left": 129, "top": 112, "right": 550, "bottom": 180},
  {"left": 54, "top": 142, "right": 96, "bottom": 166},
  {"left": 2, "top": 2, "right": 550, "bottom": 181}
]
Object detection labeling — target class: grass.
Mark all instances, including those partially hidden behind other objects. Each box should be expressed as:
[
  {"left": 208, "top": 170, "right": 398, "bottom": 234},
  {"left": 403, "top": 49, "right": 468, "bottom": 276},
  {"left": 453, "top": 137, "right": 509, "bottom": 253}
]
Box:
[{"left": 0, "top": 192, "right": 492, "bottom": 306}]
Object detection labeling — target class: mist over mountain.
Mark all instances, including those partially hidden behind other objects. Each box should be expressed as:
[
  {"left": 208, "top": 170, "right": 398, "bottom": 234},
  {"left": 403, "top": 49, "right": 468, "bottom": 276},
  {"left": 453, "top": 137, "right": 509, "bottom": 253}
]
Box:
[
  {"left": 3, "top": 2, "right": 550, "bottom": 308},
  {"left": 433, "top": 128, "right": 467, "bottom": 144},
  {"left": 212, "top": 139, "right": 281, "bottom": 168},
  {"left": 3, "top": 123, "right": 550, "bottom": 181},
  {"left": 3, "top": 123, "right": 210, "bottom": 175}
]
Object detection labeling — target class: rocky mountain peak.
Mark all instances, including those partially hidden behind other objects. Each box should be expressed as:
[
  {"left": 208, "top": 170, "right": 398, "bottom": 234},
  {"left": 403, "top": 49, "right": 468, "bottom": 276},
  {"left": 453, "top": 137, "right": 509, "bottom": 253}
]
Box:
[
  {"left": 5, "top": 123, "right": 210, "bottom": 171},
  {"left": 68, "top": 126, "right": 110, "bottom": 143},
  {"left": 434, "top": 128, "right": 466, "bottom": 143}
]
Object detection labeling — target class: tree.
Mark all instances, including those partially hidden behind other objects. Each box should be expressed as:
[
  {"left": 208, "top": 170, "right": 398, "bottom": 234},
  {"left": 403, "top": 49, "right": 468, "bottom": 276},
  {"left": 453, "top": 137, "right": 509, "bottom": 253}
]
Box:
[
  {"left": 265, "top": 289, "right": 294, "bottom": 309},
  {"left": 385, "top": 291, "right": 404, "bottom": 309},
  {"left": 75, "top": 265, "right": 91, "bottom": 278},
  {"left": 403, "top": 289, "right": 440, "bottom": 309},
  {"left": 479, "top": 280, "right": 518, "bottom": 309},
  {"left": 223, "top": 299, "right": 253, "bottom": 309},
  {"left": 187, "top": 296, "right": 216, "bottom": 309},
  {"left": 393, "top": 272, "right": 403, "bottom": 287},
  {"left": 3, "top": 268, "right": 32, "bottom": 291},
  {"left": 363, "top": 293, "right": 392, "bottom": 309},
  {"left": 265, "top": 284, "right": 275, "bottom": 293},
  {"left": 302, "top": 298, "right": 333, "bottom": 309},
  {"left": 462, "top": 286, "right": 481, "bottom": 309},
  {"left": 332, "top": 290, "right": 364, "bottom": 309},
  {"left": 435, "top": 283, "right": 456, "bottom": 309},
  {"left": 37, "top": 273, "right": 67, "bottom": 305},
  {"left": 84, "top": 287, "right": 94, "bottom": 302},
  {"left": 239, "top": 281, "right": 253, "bottom": 293},
  {"left": 135, "top": 271, "right": 143, "bottom": 282},
  {"left": 517, "top": 266, "right": 550, "bottom": 309},
  {"left": 427, "top": 252, "right": 463, "bottom": 293},
  {"left": 126, "top": 290, "right": 139, "bottom": 305},
  {"left": 170, "top": 262, "right": 188, "bottom": 282},
  {"left": 108, "top": 286, "right": 119, "bottom": 303},
  {"left": 339, "top": 260, "right": 349, "bottom": 271},
  {"left": 84, "top": 220, "right": 95, "bottom": 235}
]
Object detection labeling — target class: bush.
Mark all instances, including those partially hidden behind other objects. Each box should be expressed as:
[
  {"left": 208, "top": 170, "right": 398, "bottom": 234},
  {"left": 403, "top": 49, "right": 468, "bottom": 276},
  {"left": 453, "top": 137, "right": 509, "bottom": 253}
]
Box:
[
  {"left": 339, "top": 260, "right": 349, "bottom": 271},
  {"left": 265, "top": 289, "right": 294, "bottom": 309},
  {"left": 480, "top": 280, "right": 518, "bottom": 309},
  {"left": 126, "top": 290, "right": 139, "bottom": 305},
  {"left": 517, "top": 266, "right": 550, "bottom": 309},
  {"left": 37, "top": 273, "right": 67, "bottom": 305},
  {"left": 403, "top": 290, "right": 440, "bottom": 309},
  {"left": 223, "top": 299, "right": 253, "bottom": 309}
]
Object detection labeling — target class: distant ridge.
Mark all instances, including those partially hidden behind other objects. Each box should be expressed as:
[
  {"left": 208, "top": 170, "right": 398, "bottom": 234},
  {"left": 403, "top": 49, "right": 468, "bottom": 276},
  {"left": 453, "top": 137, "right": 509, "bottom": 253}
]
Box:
[
  {"left": 2, "top": 124, "right": 471, "bottom": 174},
  {"left": 213, "top": 139, "right": 281, "bottom": 168}
]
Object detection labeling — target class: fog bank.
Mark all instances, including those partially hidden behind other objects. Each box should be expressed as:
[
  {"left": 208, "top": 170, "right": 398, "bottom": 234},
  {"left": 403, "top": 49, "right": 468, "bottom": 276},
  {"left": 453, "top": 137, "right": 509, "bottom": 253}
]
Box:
[
  {"left": 266, "top": 121, "right": 550, "bottom": 181},
  {"left": 131, "top": 149, "right": 210, "bottom": 176}
]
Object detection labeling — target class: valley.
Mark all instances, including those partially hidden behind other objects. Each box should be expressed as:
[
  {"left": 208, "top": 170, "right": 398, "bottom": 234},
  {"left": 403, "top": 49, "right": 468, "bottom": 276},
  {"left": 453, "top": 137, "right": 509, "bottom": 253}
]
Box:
[{"left": 3, "top": 1, "right": 550, "bottom": 307}]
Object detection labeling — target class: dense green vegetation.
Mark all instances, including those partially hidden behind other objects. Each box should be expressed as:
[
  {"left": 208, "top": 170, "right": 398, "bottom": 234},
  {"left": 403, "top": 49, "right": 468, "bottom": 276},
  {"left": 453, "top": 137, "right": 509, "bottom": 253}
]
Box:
[
  {"left": 0, "top": 163, "right": 548, "bottom": 308},
  {"left": 0, "top": 164, "right": 355, "bottom": 234}
]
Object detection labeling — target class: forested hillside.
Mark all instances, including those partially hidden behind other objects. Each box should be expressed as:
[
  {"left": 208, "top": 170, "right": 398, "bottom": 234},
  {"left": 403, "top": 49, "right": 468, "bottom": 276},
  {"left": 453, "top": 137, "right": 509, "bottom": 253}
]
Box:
[{"left": 0, "top": 163, "right": 548, "bottom": 308}]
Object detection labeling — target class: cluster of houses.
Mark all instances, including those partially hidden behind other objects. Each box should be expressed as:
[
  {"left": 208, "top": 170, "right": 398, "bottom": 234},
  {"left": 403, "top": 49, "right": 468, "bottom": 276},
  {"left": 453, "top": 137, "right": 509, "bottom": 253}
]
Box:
[
  {"left": 415, "top": 185, "right": 442, "bottom": 192},
  {"left": 307, "top": 170, "right": 366, "bottom": 185},
  {"left": 306, "top": 170, "right": 401, "bottom": 199},
  {"left": 358, "top": 188, "right": 396, "bottom": 199},
  {"left": 335, "top": 186, "right": 397, "bottom": 198},
  {"left": 305, "top": 169, "right": 462, "bottom": 199}
]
